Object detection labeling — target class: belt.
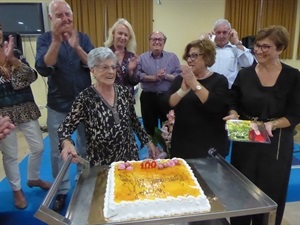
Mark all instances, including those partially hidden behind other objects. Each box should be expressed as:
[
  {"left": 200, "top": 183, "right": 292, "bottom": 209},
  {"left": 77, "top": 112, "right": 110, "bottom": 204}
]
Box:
[{"left": 241, "top": 112, "right": 276, "bottom": 122}]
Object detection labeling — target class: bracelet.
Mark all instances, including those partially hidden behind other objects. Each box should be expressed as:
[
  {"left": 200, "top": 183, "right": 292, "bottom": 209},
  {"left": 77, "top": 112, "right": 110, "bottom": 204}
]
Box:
[{"left": 176, "top": 88, "right": 190, "bottom": 97}]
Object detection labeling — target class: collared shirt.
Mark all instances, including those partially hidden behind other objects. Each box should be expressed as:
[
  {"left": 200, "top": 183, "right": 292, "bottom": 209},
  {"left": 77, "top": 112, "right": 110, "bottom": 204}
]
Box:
[
  {"left": 35, "top": 31, "right": 94, "bottom": 113},
  {"left": 136, "top": 50, "right": 181, "bottom": 93},
  {"left": 209, "top": 43, "right": 254, "bottom": 88}
]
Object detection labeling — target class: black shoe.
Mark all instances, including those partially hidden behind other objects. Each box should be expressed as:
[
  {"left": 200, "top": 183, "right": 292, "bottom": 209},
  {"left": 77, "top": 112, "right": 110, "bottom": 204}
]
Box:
[{"left": 52, "top": 194, "right": 67, "bottom": 212}]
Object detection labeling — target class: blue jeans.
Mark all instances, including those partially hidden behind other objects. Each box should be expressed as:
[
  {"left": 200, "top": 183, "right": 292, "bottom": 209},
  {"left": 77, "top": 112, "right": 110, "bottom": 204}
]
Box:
[{"left": 47, "top": 107, "right": 86, "bottom": 195}]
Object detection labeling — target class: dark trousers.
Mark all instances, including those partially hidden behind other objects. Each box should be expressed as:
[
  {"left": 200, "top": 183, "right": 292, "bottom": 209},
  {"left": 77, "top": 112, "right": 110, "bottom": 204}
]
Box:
[
  {"left": 230, "top": 131, "right": 293, "bottom": 225},
  {"left": 140, "top": 91, "right": 169, "bottom": 136}
]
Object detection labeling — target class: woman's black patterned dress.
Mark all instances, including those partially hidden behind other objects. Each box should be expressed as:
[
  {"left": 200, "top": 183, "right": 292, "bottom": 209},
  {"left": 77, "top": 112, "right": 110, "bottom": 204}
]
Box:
[{"left": 58, "top": 84, "right": 150, "bottom": 166}]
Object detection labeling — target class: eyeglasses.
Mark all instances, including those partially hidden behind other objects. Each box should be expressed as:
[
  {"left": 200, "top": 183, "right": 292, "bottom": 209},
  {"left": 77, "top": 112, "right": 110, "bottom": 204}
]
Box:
[
  {"left": 215, "top": 30, "right": 229, "bottom": 36},
  {"left": 94, "top": 65, "right": 117, "bottom": 71},
  {"left": 253, "top": 43, "right": 274, "bottom": 53},
  {"left": 186, "top": 53, "right": 203, "bottom": 61},
  {"left": 150, "top": 38, "right": 165, "bottom": 42}
]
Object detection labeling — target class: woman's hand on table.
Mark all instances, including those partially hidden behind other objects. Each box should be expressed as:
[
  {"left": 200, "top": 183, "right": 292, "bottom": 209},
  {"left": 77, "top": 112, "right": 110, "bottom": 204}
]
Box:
[{"left": 148, "top": 142, "right": 160, "bottom": 159}]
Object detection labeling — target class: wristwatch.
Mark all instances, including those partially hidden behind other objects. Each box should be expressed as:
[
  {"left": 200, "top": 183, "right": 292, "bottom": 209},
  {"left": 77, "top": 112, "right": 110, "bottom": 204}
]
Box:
[{"left": 193, "top": 83, "right": 202, "bottom": 92}]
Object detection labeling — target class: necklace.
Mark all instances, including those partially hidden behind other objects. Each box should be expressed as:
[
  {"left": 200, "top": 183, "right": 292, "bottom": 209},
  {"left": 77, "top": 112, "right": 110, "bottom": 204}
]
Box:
[
  {"left": 92, "top": 85, "right": 120, "bottom": 124},
  {"left": 197, "top": 70, "right": 212, "bottom": 80}
]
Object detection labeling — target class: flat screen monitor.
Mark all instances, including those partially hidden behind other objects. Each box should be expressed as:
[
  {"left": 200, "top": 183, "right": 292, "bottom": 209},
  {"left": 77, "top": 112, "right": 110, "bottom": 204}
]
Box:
[{"left": 0, "top": 2, "right": 49, "bottom": 36}]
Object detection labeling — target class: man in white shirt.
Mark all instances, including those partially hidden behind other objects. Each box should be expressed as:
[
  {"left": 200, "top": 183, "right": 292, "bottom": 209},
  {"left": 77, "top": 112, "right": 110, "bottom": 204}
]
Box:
[{"left": 204, "top": 19, "right": 255, "bottom": 88}]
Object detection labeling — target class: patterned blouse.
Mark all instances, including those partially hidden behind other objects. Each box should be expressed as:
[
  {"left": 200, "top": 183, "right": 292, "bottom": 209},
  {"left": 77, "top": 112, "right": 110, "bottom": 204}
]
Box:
[
  {"left": 0, "top": 61, "right": 40, "bottom": 125},
  {"left": 58, "top": 84, "right": 150, "bottom": 166},
  {"left": 110, "top": 46, "right": 139, "bottom": 98}
]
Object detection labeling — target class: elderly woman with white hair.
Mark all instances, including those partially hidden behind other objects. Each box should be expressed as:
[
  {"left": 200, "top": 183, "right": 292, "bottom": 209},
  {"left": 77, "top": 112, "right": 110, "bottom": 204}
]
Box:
[{"left": 58, "top": 47, "right": 157, "bottom": 166}]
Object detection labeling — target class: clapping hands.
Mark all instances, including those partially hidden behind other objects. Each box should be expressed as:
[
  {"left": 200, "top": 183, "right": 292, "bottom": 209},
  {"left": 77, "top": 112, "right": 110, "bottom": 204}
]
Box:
[
  {"left": 2, "top": 35, "right": 16, "bottom": 63},
  {"left": 156, "top": 68, "right": 167, "bottom": 80},
  {"left": 180, "top": 65, "right": 198, "bottom": 90},
  {"left": 52, "top": 17, "right": 78, "bottom": 47},
  {"left": 127, "top": 55, "right": 138, "bottom": 75}
]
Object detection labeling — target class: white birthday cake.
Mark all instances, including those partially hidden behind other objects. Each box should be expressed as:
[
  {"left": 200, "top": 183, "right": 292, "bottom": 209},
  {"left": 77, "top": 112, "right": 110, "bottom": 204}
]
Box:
[{"left": 103, "top": 158, "right": 211, "bottom": 222}]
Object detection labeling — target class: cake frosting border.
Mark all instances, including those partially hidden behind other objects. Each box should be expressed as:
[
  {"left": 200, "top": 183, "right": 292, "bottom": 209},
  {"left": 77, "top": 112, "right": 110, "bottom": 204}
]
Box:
[{"left": 103, "top": 158, "right": 211, "bottom": 222}]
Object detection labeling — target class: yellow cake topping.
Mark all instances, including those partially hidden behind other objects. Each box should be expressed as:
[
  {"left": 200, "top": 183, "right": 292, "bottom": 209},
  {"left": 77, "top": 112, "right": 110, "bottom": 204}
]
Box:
[{"left": 113, "top": 159, "right": 201, "bottom": 202}]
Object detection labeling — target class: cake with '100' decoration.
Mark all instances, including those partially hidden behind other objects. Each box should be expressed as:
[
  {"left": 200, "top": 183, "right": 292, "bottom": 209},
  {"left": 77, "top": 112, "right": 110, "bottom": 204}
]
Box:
[{"left": 103, "top": 158, "right": 211, "bottom": 222}]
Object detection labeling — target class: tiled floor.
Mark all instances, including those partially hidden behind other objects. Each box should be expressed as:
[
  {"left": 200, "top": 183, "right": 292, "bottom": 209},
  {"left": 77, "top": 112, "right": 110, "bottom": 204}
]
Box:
[{"left": 0, "top": 129, "right": 299, "bottom": 225}]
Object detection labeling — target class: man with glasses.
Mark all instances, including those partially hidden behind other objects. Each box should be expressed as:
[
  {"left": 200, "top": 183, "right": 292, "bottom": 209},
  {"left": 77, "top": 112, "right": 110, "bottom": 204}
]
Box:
[
  {"left": 137, "top": 31, "right": 181, "bottom": 137},
  {"left": 35, "top": 0, "right": 94, "bottom": 212},
  {"left": 203, "top": 19, "right": 255, "bottom": 88}
]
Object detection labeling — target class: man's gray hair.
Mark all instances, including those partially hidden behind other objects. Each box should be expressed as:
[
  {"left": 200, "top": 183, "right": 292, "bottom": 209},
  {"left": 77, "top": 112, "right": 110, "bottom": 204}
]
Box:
[
  {"left": 214, "top": 19, "right": 232, "bottom": 30},
  {"left": 48, "top": 0, "right": 72, "bottom": 17},
  {"left": 87, "top": 47, "right": 117, "bottom": 69},
  {"left": 149, "top": 31, "right": 167, "bottom": 43}
]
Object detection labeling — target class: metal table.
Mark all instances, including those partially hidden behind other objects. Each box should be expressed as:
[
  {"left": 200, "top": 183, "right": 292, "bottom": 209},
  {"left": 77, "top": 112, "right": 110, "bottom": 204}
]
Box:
[{"left": 35, "top": 154, "right": 277, "bottom": 225}]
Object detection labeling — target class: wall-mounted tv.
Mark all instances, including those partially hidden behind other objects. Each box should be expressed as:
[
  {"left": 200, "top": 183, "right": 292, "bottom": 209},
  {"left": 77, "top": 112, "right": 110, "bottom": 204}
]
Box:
[{"left": 0, "top": 2, "right": 49, "bottom": 36}]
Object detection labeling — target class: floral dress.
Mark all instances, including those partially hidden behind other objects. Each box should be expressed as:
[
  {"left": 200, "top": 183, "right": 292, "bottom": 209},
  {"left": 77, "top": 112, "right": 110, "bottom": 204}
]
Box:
[{"left": 110, "top": 46, "right": 139, "bottom": 98}]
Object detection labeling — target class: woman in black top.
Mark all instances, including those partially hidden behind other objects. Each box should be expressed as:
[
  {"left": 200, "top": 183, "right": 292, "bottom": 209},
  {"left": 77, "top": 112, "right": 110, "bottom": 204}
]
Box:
[
  {"left": 225, "top": 25, "right": 300, "bottom": 225},
  {"left": 165, "top": 38, "right": 230, "bottom": 158}
]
